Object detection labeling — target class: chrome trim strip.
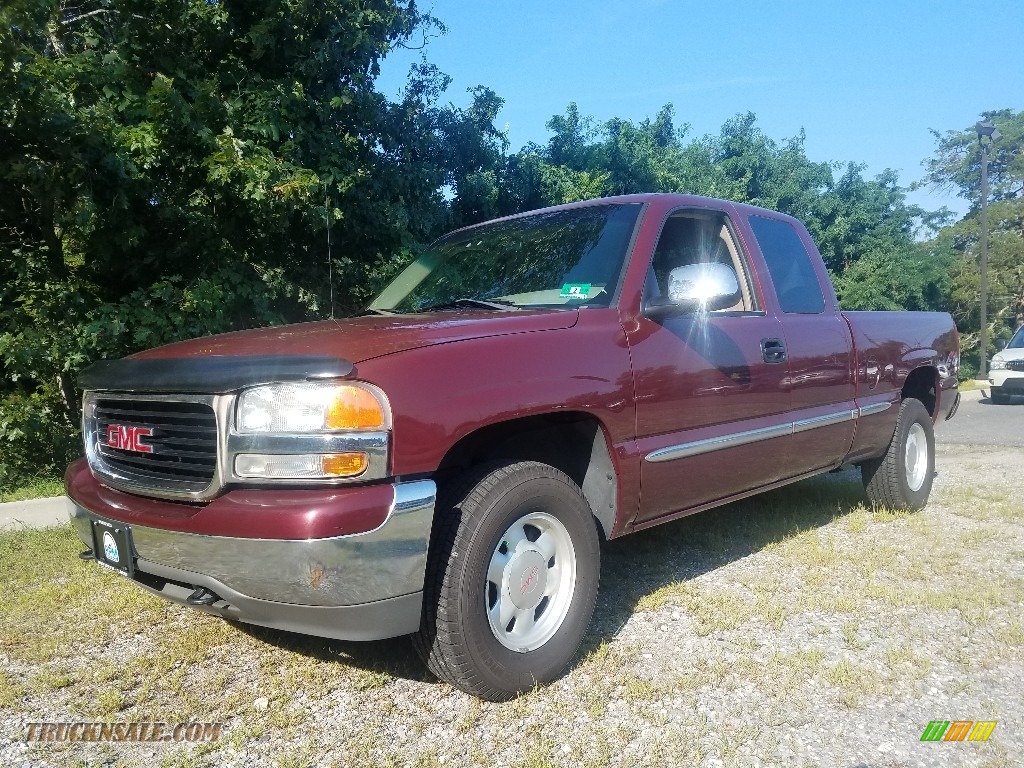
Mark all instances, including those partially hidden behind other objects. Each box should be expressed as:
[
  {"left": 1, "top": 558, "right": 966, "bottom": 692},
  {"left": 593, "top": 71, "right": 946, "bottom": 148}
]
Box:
[
  {"left": 227, "top": 431, "right": 389, "bottom": 484},
  {"left": 857, "top": 400, "right": 893, "bottom": 417},
  {"left": 393, "top": 480, "right": 438, "bottom": 513},
  {"left": 645, "top": 405, "right": 863, "bottom": 463},
  {"left": 228, "top": 432, "right": 388, "bottom": 454},
  {"left": 645, "top": 422, "right": 793, "bottom": 463},
  {"left": 791, "top": 409, "right": 857, "bottom": 434},
  {"left": 70, "top": 479, "right": 438, "bottom": 607}
]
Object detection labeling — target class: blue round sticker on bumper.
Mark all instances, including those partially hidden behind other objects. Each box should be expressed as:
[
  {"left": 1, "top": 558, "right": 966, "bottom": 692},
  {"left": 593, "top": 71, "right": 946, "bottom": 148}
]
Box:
[{"left": 102, "top": 531, "right": 120, "bottom": 563}]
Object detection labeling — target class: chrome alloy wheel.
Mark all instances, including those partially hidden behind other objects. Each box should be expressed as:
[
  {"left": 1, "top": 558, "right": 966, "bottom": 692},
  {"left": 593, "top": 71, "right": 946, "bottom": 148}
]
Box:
[
  {"left": 905, "top": 422, "right": 928, "bottom": 492},
  {"left": 486, "top": 511, "right": 577, "bottom": 652}
]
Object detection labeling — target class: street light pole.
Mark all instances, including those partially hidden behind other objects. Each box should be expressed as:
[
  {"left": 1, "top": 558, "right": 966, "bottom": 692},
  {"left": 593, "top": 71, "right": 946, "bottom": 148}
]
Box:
[
  {"left": 975, "top": 121, "right": 1001, "bottom": 381},
  {"left": 979, "top": 128, "right": 989, "bottom": 380}
]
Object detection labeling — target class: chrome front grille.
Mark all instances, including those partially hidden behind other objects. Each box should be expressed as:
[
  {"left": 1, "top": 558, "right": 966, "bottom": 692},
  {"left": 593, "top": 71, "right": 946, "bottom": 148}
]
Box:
[
  {"left": 1007, "top": 359, "right": 1024, "bottom": 372},
  {"left": 85, "top": 393, "right": 223, "bottom": 498}
]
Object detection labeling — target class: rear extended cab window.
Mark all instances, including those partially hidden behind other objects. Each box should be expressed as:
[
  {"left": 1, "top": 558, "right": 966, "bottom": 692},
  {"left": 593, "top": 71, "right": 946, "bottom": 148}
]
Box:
[{"left": 748, "top": 216, "right": 825, "bottom": 314}]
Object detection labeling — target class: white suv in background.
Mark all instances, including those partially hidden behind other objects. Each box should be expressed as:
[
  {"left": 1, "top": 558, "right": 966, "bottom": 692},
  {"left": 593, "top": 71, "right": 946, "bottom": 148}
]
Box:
[{"left": 989, "top": 325, "right": 1024, "bottom": 404}]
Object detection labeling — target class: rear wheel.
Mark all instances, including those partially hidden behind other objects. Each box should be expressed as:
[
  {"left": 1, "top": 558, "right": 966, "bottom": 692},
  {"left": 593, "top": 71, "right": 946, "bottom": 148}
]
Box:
[
  {"left": 414, "top": 461, "right": 600, "bottom": 701},
  {"left": 860, "top": 397, "right": 935, "bottom": 511}
]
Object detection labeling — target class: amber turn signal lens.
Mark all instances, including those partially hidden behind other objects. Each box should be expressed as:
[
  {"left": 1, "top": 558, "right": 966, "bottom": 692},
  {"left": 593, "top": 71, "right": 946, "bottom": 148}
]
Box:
[
  {"left": 325, "top": 387, "right": 385, "bottom": 430},
  {"left": 322, "top": 452, "right": 369, "bottom": 477}
]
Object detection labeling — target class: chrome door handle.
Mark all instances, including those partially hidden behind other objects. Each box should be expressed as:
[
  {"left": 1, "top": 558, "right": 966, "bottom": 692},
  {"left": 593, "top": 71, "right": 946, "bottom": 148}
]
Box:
[{"left": 761, "top": 338, "right": 787, "bottom": 363}]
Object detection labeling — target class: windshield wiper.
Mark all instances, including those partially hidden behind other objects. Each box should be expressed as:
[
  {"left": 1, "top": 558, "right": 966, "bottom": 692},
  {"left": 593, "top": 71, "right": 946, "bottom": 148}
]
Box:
[
  {"left": 421, "top": 298, "right": 520, "bottom": 312},
  {"left": 357, "top": 308, "right": 396, "bottom": 316}
]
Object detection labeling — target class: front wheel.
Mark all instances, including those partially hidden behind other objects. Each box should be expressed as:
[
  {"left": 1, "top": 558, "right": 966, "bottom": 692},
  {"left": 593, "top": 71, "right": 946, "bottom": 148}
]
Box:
[
  {"left": 860, "top": 397, "right": 935, "bottom": 511},
  {"left": 413, "top": 461, "right": 600, "bottom": 701}
]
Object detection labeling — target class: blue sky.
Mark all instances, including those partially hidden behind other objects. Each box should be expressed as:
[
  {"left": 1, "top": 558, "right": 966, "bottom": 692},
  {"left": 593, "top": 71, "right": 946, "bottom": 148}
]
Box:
[{"left": 376, "top": 0, "right": 1024, "bottom": 219}]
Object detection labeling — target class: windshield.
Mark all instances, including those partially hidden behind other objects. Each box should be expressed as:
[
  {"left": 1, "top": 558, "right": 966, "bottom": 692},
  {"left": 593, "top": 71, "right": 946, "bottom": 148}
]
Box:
[
  {"left": 368, "top": 203, "right": 642, "bottom": 313},
  {"left": 1008, "top": 326, "right": 1024, "bottom": 349}
]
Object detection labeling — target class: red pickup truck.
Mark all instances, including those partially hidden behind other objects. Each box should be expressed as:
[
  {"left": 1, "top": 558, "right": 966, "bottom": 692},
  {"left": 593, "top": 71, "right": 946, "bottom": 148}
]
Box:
[{"left": 67, "top": 194, "right": 960, "bottom": 700}]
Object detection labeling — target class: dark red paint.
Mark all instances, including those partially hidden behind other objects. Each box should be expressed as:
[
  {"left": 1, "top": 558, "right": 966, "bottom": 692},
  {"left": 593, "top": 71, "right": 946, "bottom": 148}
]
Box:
[
  {"left": 65, "top": 458, "right": 394, "bottom": 540},
  {"left": 133, "top": 309, "right": 577, "bottom": 365}
]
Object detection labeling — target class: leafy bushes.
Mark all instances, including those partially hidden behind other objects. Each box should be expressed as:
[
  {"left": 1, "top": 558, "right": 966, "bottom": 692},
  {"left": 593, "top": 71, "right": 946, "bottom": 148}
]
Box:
[
  {"left": 0, "top": 0, "right": 437, "bottom": 489},
  {"left": 0, "top": 388, "right": 79, "bottom": 489},
  {"left": 0, "top": 262, "right": 292, "bottom": 489}
]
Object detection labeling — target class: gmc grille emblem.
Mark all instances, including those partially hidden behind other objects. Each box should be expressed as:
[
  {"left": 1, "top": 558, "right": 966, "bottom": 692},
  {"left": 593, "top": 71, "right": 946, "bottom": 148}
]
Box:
[{"left": 106, "top": 425, "right": 154, "bottom": 454}]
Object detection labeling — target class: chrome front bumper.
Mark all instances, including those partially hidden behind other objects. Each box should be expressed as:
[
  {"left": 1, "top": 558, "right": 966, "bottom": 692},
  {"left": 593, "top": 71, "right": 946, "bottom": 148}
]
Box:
[{"left": 70, "top": 479, "right": 436, "bottom": 641}]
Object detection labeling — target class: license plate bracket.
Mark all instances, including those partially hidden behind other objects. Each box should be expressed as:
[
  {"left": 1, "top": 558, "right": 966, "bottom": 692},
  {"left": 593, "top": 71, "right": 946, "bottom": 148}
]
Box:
[{"left": 91, "top": 519, "right": 135, "bottom": 577}]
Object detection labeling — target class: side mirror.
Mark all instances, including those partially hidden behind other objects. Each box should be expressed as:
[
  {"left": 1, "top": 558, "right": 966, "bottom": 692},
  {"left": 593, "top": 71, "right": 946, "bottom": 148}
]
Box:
[
  {"left": 997, "top": 338, "right": 1008, "bottom": 350},
  {"left": 645, "top": 263, "right": 741, "bottom": 317}
]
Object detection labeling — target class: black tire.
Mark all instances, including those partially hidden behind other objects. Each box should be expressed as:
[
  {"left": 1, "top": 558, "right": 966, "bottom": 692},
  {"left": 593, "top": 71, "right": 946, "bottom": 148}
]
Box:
[
  {"left": 413, "top": 461, "right": 600, "bottom": 701},
  {"left": 991, "top": 387, "right": 1011, "bottom": 404},
  {"left": 860, "top": 397, "right": 935, "bottom": 511}
]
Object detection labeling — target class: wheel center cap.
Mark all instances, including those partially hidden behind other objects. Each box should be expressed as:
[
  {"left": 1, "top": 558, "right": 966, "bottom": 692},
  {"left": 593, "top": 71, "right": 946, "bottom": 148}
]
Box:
[{"left": 508, "top": 550, "right": 548, "bottom": 610}]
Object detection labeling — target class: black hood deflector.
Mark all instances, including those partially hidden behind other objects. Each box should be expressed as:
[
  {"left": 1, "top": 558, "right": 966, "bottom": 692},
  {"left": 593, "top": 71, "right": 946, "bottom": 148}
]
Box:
[{"left": 77, "top": 355, "right": 355, "bottom": 394}]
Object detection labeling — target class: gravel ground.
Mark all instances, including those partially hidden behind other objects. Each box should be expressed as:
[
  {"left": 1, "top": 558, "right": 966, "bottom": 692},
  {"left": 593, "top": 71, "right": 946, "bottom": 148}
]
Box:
[{"left": 1, "top": 442, "right": 1021, "bottom": 768}]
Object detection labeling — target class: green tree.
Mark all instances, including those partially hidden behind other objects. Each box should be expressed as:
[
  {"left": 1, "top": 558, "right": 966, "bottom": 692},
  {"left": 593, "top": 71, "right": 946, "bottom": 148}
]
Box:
[
  {"left": 436, "top": 85, "right": 509, "bottom": 228},
  {"left": 500, "top": 104, "right": 927, "bottom": 293},
  {"left": 0, "top": 0, "right": 441, "bottom": 484},
  {"left": 916, "top": 109, "right": 1024, "bottom": 373},
  {"left": 833, "top": 241, "right": 953, "bottom": 312},
  {"left": 918, "top": 109, "right": 1024, "bottom": 204}
]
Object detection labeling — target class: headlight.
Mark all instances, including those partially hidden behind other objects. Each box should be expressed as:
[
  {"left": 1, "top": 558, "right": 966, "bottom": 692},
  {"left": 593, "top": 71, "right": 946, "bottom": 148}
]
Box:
[
  {"left": 231, "top": 382, "right": 389, "bottom": 481},
  {"left": 991, "top": 358, "right": 1007, "bottom": 370},
  {"left": 236, "top": 382, "right": 387, "bottom": 433}
]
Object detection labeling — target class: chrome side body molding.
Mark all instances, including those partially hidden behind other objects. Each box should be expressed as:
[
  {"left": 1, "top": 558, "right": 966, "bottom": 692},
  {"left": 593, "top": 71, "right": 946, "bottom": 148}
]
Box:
[{"left": 645, "top": 400, "right": 892, "bottom": 463}]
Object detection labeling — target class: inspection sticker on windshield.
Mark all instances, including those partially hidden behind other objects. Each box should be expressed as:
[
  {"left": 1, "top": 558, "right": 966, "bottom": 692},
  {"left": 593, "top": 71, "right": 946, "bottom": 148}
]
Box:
[{"left": 559, "top": 283, "right": 591, "bottom": 299}]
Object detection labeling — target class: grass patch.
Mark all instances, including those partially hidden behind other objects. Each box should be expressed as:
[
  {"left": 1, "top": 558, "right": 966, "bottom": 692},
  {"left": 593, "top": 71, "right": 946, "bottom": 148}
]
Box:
[
  {"left": 621, "top": 674, "right": 662, "bottom": 702},
  {"left": 825, "top": 658, "right": 890, "bottom": 707},
  {"left": 29, "top": 664, "right": 75, "bottom": 693},
  {"left": 0, "top": 526, "right": 169, "bottom": 667},
  {"left": 1, "top": 449, "right": 1021, "bottom": 765},
  {"left": 956, "top": 380, "right": 985, "bottom": 391},
  {"left": 841, "top": 621, "right": 869, "bottom": 650},
  {"left": 0, "top": 669, "right": 27, "bottom": 709},
  {"left": 0, "top": 474, "right": 65, "bottom": 503},
  {"left": 882, "top": 643, "right": 932, "bottom": 682},
  {"left": 943, "top": 487, "right": 1018, "bottom": 522}
]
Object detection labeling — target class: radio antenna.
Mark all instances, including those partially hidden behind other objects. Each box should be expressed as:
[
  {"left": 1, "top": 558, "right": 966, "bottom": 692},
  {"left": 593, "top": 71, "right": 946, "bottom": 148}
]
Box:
[{"left": 326, "top": 186, "right": 335, "bottom": 319}]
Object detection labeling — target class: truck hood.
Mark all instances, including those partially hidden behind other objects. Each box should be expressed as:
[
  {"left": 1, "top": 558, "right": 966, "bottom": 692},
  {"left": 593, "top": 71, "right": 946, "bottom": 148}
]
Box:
[
  {"left": 992, "top": 347, "right": 1024, "bottom": 364},
  {"left": 131, "top": 309, "right": 579, "bottom": 365}
]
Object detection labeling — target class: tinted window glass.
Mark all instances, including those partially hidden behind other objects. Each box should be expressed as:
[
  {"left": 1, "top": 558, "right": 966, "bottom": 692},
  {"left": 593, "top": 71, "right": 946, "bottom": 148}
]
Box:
[
  {"left": 749, "top": 216, "right": 825, "bottom": 314},
  {"left": 369, "top": 204, "right": 642, "bottom": 313}
]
